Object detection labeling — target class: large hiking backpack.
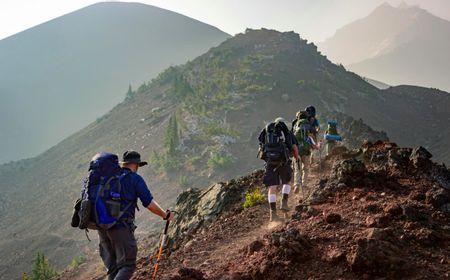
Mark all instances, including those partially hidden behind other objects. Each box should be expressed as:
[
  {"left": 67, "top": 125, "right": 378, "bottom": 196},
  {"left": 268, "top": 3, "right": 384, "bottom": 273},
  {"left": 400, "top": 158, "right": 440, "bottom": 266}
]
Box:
[
  {"left": 294, "top": 118, "right": 313, "bottom": 155},
  {"left": 71, "top": 153, "right": 134, "bottom": 231},
  {"left": 262, "top": 122, "right": 288, "bottom": 165}
]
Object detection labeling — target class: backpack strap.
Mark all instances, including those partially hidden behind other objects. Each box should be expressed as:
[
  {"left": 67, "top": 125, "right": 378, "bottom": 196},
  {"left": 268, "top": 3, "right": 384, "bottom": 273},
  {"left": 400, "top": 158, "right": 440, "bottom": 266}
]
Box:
[
  {"left": 265, "top": 123, "right": 272, "bottom": 145},
  {"left": 118, "top": 170, "right": 140, "bottom": 212}
]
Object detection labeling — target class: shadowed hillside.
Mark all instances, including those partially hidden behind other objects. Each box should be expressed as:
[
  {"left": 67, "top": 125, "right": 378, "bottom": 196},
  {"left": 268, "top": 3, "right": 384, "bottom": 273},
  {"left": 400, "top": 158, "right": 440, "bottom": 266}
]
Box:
[{"left": 0, "top": 1, "right": 229, "bottom": 163}]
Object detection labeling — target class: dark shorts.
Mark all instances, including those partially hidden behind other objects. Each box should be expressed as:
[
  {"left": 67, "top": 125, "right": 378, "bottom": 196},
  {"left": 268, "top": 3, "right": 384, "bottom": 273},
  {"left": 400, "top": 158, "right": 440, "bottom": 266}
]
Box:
[
  {"left": 263, "top": 162, "right": 293, "bottom": 186},
  {"left": 98, "top": 226, "right": 137, "bottom": 279}
]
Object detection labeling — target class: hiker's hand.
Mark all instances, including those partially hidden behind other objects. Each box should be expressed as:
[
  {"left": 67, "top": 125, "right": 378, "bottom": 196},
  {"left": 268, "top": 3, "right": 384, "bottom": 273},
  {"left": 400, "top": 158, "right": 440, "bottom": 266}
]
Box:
[{"left": 164, "top": 210, "right": 175, "bottom": 221}]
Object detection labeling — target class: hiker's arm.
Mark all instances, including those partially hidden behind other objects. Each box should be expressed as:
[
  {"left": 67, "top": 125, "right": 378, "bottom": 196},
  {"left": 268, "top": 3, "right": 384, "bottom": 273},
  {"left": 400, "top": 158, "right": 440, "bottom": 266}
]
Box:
[
  {"left": 147, "top": 201, "right": 174, "bottom": 221},
  {"left": 147, "top": 200, "right": 167, "bottom": 218}
]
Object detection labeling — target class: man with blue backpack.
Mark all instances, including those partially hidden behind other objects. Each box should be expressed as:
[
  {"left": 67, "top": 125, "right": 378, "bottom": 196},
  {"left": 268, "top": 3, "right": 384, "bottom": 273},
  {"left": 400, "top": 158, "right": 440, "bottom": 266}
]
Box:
[
  {"left": 72, "top": 151, "right": 173, "bottom": 280},
  {"left": 324, "top": 121, "right": 343, "bottom": 156},
  {"left": 258, "top": 117, "right": 299, "bottom": 222}
]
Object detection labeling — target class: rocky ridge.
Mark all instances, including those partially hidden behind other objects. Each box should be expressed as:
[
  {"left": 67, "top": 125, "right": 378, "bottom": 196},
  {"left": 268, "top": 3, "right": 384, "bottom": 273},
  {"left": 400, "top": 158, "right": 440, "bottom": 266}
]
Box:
[{"left": 132, "top": 141, "right": 450, "bottom": 279}]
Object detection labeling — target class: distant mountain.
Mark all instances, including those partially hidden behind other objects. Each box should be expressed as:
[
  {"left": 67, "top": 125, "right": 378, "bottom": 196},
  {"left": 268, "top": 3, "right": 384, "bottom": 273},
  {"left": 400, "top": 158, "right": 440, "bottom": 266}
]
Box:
[
  {"left": 0, "top": 1, "right": 229, "bottom": 163},
  {"left": 319, "top": 3, "right": 450, "bottom": 92},
  {"left": 1, "top": 29, "right": 449, "bottom": 279}
]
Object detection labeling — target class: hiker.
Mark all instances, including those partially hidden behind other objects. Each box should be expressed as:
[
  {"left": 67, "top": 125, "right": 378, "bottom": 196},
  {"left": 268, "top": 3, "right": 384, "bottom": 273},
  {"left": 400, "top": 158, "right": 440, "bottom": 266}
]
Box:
[
  {"left": 97, "top": 151, "right": 174, "bottom": 280},
  {"left": 305, "top": 105, "right": 320, "bottom": 163},
  {"left": 324, "top": 121, "right": 342, "bottom": 156},
  {"left": 258, "top": 117, "right": 299, "bottom": 221},
  {"left": 292, "top": 111, "right": 318, "bottom": 194}
]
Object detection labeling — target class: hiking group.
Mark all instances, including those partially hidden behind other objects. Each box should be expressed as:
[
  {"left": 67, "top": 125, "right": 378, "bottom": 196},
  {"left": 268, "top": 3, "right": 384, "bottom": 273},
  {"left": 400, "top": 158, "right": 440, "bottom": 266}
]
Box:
[
  {"left": 71, "top": 104, "right": 342, "bottom": 279},
  {"left": 258, "top": 105, "right": 342, "bottom": 221}
]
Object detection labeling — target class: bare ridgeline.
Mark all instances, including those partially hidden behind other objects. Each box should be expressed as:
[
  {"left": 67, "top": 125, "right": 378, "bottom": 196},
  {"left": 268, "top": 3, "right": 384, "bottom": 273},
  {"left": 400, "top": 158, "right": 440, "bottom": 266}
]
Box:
[{"left": 131, "top": 141, "right": 450, "bottom": 280}]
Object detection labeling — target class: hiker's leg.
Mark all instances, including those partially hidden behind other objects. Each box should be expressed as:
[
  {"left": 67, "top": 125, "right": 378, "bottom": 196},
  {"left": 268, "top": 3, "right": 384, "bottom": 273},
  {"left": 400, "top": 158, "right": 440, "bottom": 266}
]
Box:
[
  {"left": 98, "top": 230, "right": 118, "bottom": 279},
  {"left": 301, "top": 155, "right": 310, "bottom": 186},
  {"left": 263, "top": 164, "right": 280, "bottom": 221},
  {"left": 293, "top": 159, "right": 301, "bottom": 192},
  {"left": 326, "top": 141, "right": 335, "bottom": 156},
  {"left": 310, "top": 134, "right": 317, "bottom": 164},
  {"left": 114, "top": 266, "right": 136, "bottom": 280},
  {"left": 108, "top": 226, "right": 137, "bottom": 280},
  {"left": 280, "top": 164, "right": 292, "bottom": 211}
]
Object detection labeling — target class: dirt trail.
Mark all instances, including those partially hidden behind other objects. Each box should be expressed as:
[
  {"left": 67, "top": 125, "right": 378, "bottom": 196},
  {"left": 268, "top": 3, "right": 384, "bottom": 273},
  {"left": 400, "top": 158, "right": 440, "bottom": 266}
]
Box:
[{"left": 133, "top": 161, "right": 325, "bottom": 280}]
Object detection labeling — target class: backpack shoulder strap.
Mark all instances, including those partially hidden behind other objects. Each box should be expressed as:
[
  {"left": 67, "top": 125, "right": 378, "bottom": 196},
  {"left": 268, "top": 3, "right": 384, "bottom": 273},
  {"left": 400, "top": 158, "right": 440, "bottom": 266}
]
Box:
[
  {"left": 265, "top": 122, "right": 273, "bottom": 144},
  {"left": 118, "top": 170, "right": 140, "bottom": 211}
]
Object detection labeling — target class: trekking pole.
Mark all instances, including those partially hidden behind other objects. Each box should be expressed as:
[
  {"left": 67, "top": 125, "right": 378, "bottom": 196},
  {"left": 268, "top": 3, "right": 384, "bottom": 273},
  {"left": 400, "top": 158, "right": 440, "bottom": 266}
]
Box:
[{"left": 152, "top": 211, "right": 177, "bottom": 280}]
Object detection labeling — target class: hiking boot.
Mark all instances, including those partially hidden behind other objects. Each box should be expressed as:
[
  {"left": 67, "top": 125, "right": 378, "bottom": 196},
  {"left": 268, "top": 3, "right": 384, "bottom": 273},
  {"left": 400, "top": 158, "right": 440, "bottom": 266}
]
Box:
[
  {"left": 280, "top": 195, "right": 290, "bottom": 212},
  {"left": 270, "top": 209, "right": 281, "bottom": 222}
]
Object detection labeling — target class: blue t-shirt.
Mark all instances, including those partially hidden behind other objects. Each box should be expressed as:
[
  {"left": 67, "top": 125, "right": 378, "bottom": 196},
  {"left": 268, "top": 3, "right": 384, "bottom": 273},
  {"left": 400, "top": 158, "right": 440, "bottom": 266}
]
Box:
[{"left": 118, "top": 168, "right": 154, "bottom": 225}]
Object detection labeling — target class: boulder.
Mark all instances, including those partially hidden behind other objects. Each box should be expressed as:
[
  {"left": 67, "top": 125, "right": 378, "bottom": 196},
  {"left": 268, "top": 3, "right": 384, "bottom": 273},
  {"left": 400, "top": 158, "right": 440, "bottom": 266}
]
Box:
[
  {"left": 246, "top": 239, "right": 265, "bottom": 256},
  {"left": 349, "top": 237, "right": 406, "bottom": 277},
  {"left": 170, "top": 267, "right": 205, "bottom": 280},
  {"left": 402, "top": 205, "right": 429, "bottom": 223},
  {"left": 425, "top": 187, "right": 450, "bottom": 210},
  {"left": 325, "top": 213, "right": 342, "bottom": 224},
  {"left": 409, "top": 146, "right": 432, "bottom": 169},
  {"left": 323, "top": 248, "right": 346, "bottom": 264},
  {"left": 170, "top": 171, "right": 263, "bottom": 240}
]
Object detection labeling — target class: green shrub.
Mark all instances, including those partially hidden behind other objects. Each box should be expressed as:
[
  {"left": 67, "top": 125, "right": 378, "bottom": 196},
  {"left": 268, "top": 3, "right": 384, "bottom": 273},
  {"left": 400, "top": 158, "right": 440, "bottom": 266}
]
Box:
[
  {"left": 67, "top": 255, "right": 86, "bottom": 271},
  {"left": 205, "top": 124, "right": 240, "bottom": 137},
  {"left": 243, "top": 187, "right": 265, "bottom": 209},
  {"left": 207, "top": 152, "right": 234, "bottom": 170}
]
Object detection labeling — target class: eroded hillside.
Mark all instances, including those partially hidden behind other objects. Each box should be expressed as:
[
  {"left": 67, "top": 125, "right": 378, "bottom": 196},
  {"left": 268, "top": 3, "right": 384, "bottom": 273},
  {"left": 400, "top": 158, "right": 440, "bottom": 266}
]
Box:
[{"left": 131, "top": 141, "right": 450, "bottom": 279}]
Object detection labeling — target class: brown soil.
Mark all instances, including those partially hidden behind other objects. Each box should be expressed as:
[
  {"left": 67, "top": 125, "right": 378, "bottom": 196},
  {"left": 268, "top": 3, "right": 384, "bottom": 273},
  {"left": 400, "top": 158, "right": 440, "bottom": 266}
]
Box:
[{"left": 132, "top": 142, "right": 450, "bottom": 280}]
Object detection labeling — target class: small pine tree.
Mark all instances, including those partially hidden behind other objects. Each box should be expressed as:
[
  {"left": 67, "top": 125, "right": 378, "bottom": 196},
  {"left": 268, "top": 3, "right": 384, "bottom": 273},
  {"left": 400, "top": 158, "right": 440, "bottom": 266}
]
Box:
[
  {"left": 164, "top": 114, "right": 179, "bottom": 150},
  {"left": 126, "top": 84, "right": 133, "bottom": 99},
  {"left": 32, "top": 252, "right": 58, "bottom": 280}
]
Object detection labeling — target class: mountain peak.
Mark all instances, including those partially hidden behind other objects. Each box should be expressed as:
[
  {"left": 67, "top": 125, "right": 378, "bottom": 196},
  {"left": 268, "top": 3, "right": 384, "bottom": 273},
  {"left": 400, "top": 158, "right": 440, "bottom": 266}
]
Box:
[
  {"left": 373, "top": 1, "right": 424, "bottom": 15},
  {"left": 397, "top": 1, "right": 411, "bottom": 9}
]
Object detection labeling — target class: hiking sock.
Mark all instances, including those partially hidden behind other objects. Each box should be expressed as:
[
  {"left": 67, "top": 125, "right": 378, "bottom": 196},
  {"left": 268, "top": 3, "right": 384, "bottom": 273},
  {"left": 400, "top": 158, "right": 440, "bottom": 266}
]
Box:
[
  {"left": 269, "top": 194, "right": 277, "bottom": 210},
  {"left": 282, "top": 184, "right": 291, "bottom": 195},
  {"left": 270, "top": 202, "right": 277, "bottom": 212},
  {"left": 280, "top": 184, "right": 291, "bottom": 211}
]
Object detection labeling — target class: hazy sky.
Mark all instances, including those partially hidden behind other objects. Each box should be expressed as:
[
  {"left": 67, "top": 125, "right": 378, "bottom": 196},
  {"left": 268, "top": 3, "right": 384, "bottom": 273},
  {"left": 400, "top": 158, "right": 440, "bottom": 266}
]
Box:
[{"left": 1, "top": 0, "right": 450, "bottom": 42}]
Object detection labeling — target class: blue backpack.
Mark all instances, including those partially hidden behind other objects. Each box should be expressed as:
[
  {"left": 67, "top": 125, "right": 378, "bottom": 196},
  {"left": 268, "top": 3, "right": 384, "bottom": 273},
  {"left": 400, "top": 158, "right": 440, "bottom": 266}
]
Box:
[
  {"left": 325, "top": 120, "right": 343, "bottom": 141},
  {"left": 73, "top": 153, "right": 135, "bottom": 231}
]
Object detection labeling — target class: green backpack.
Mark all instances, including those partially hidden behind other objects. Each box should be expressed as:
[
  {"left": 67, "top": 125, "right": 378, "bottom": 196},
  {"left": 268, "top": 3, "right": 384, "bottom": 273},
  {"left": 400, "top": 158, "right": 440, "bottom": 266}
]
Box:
[{"left": 293, "top": 118, "right": 312, "bottom": 156}]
